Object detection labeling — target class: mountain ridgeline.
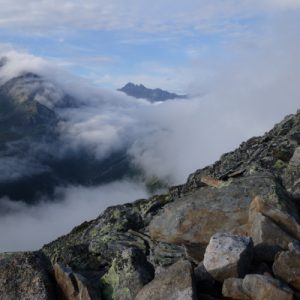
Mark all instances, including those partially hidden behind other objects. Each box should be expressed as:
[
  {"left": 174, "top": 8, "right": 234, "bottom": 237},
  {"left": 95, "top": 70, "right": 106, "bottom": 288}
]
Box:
[
  {"left": 118, "top": 82, "right": 187, "bottom": 102},
  {"left": 0, "top": 73, "right": 135, "bottom": 202},
  {"left": 0, "top": 109, "right": 299, "bottom": 299}
]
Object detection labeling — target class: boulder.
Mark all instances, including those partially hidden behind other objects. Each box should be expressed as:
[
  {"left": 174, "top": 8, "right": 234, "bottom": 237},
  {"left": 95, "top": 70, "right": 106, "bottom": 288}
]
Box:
[
  {"left": 222, "top": 278, "right": 251, "bottom": 300},
  {"left": 223, "top": 275, "right": 294, "bottom": 300},
  {"left": 203, "top": 233, "right": 253, "bottom": 282},
  {"left": 273, "top": 247, "right": 300, "bottom": 290},
  {"left": 242, "top": 274, "right": 293, "bottom": 300},
  {"left": 53, "top": 263, "right": 100, "bottom": 300},
  {"left": 135, "top": 260, "right": 196, "bottom": 300},
  {"left": 283, "top": 147, "right": 300, "bottom": 199},
  {"left": 249, "top": 212, "right": 295, "bottom": 261},
  {"left": 0, "top": 251, "right": 55, "bottom": 300},
  {"left": 100, "top": 248, "right": 154, "bottom": 300},
  {"left": 149, "top": 176, "right": 286, "bottom": 246},
  {"left": 249, "top": 195, "right": 300, "bottom": 241}
]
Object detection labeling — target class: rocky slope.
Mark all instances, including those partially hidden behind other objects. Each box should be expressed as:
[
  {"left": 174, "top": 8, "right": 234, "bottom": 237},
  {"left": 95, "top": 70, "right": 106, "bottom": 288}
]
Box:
[
  {"left": 0, "top": 109, "right": 300, "bottom": 299},
  {"left": 118, "top": 83, "right": 186, "bottom": 102}
]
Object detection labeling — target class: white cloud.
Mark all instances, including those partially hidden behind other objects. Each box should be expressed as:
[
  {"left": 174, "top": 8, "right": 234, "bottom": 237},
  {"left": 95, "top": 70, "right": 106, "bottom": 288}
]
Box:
[
  {"left": 0, "top": 0, "right": 298, "bottom": 35},
  {"left": 0, "top": 181, "right": 149, "bottom": 252}
]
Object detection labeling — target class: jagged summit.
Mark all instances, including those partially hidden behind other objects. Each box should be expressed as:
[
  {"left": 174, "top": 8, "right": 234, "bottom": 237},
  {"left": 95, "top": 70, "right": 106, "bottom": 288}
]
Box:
[
  {"left": 1, "top": 109, "right": 299, "bottom": 299},
  {"left": 118, "top": 82, "right": 187, "bottom": 102}
]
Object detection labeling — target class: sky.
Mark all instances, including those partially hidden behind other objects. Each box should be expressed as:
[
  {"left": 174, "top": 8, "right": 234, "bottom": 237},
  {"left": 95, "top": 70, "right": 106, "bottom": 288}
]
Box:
[
  {"left": 0, "top": 0, "right": 300, "bottom": 251},
  {"left": 0, "top": 0, "right": 299, "bottom": 92}
]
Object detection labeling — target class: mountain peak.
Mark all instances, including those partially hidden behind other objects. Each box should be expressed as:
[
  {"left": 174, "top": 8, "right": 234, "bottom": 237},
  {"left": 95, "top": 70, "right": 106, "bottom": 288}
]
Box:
[{"left": 118, "top": 82, "right": 187, "bottom": 102}]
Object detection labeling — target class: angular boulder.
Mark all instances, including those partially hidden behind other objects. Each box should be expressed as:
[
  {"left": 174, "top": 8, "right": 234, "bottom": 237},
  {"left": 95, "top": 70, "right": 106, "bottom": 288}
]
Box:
[
  {"left": 249, "top": 212, "right": 295, "bottom": 261},
  {"left": 242, "top": 274, "right": 293, "bottom": 300},
  {"left": 283, "top": 147, "right": 300, "bottom": 199},
  {"left": 273, "top": 244, "right": 300, "bottom": 291},
  {"left": 0, "top": 251, "right": 55, "bottom": 300},
  {"left": 135, "top": 260, "right": 196, "bottom": 300},
  {"left": 249, "top": 195, "right": 300, "bottom": 240},
  {"left": 100, "top": 248, "right": 154, "bottom": 300},
  {"left": 222, "top": 278, "right": 251, "bottom": 300},
  {"left": 203, "top": 233, "right": 253, "bottom": 282},
  {"left": 53, "top": 263, "right": 100, "bottom": 300},
  {"left": 149, "top": 176, "right": 300, "bottom": 248}
]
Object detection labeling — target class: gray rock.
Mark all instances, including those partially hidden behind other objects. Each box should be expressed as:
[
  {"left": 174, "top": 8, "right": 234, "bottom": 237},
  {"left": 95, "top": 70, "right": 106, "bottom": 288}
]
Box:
[
  {"left": 273, "top": 249, "right": 300, "bottom": 291},
  {"left": 203, "top": 233, "right": 253, "bottom": 282},
  {"left": 135, "top": 260, "right": 196, "bottom": 300},
  {"left": 222, "top": 278, "right": 251, "bottom": 300},
  {"left": 283, "top": 147, "right": 300, "bottom": 199},
  {"left": 249, "top": 194, "right": 300, "bottom": 241},
  {"left": 149, "top": 176, "right": 289, "bottom": 246},
  {"left": 100, "top": 248, "right": 154, "bottom": 300},
  {"left": 0, "top": 251, "right": 55, "bottom": 300},
  {"left": 242, "top": 274, "right": 293, "bottom": 300},
  {"left": 249, "top": 212, "right": 295, "bottom": 261}
]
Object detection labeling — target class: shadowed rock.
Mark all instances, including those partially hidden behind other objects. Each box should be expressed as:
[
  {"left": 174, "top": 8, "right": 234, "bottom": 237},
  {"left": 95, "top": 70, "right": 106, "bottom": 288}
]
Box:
[
  {"left": 273, "top": 242, "right": 300, "bottom": 291},
  {"left": 135, "top": 260, "right": 196, "bottom": 300},
  {"left": 0, "top": 251, "right": 56, "bottom": 300}
]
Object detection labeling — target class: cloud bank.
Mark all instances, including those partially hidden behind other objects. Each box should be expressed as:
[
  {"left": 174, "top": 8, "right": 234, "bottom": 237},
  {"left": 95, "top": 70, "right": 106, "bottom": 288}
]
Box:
[{"left": 0, "top": 180, "right": 149, "bottom": 252}]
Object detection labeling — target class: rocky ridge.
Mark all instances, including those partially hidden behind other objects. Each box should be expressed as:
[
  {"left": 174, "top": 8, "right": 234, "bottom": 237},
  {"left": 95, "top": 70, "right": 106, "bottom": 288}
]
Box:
[
  {"left": 118, "top": 83, "right": 187, "bottom": 102},
  {"left": 0, "top": 109, "right": 300, "bottom": 299}
]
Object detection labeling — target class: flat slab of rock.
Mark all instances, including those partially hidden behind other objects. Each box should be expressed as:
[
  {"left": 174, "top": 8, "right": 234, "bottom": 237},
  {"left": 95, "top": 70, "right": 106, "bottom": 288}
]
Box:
[
  {"left": 242, "top": 274, "right": 293, "bottom": 300},
  {"left": 149, "top": 176, "right": 298, "bottom": 246},
  {"left": 203, "top": 233, "right": 253, "bottom": 282},
  {"left": 273, "top": 247, "right": 300, "bottom": 290},
  {"left": 135, "top": 260, "right": 196, "bottom": 300},
  {"left": 0, "top": 251, "right": 55, "bottom": 300}
]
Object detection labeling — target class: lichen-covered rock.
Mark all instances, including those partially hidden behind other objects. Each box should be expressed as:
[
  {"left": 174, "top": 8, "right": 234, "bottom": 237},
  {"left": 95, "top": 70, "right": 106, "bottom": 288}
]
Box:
[
  {"left": 222, "top": 278, "right": 251, "bottom": 300},
  {"left": 203, "top": 233, "right": 253, "bottom": 282},
  {"left": 242, "top": 274, "right": 293, "bottom": 300},
  {"left": 135, "top": 260, "right": 196, "bottom": 300},
  {"left": 273, "top": 246, "right": 300, "bottom": 291},
  {"left": 283, "top": 147, "right": 300, "bottom": 199},
  {"left": 0, "top": 251, "right": 55, "bottom": 300},
  {"left": 149, "top": 240, "right": 186, "bottom": 269},
  {"left": 100, "top": 248, "right": 154, "bottom": 300},
  {"left": 43, "top": 194, "right": 171, "bottom": 271},
  {"left": 53, "top": 263, "right": 101, "bottom": 300},
  {"left": 182, "top": 110, "right": 300, "bottom": 195}
]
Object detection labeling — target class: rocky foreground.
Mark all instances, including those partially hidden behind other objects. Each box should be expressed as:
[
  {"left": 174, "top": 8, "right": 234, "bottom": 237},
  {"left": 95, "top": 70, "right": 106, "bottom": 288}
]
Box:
[{"left": 1, "top": 110, "right": 300, "bottom": 300}]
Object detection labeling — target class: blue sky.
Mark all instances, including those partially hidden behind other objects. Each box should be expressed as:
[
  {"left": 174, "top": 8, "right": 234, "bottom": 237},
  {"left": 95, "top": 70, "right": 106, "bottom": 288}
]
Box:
[{"left": 0, "top": 0, "right": 299, "bottom": 91}]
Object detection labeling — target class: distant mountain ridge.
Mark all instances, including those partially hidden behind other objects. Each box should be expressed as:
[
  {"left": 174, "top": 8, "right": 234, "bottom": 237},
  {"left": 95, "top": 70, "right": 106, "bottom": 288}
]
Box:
[
  {"left": 0, "top": 73, "right": 136, "bottom": 202},
  {"left": 118, "top": 82, "right": 187, "bottom": 102}
]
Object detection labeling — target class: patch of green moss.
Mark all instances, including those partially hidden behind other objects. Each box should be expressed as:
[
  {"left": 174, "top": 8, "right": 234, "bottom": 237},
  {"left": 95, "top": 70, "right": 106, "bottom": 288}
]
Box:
[
  {"left": 274, "top": 159, "right": 286, "bottom": 170},
  {"left": 100, "top": 259, "right": 131, "bottom": 300}
]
